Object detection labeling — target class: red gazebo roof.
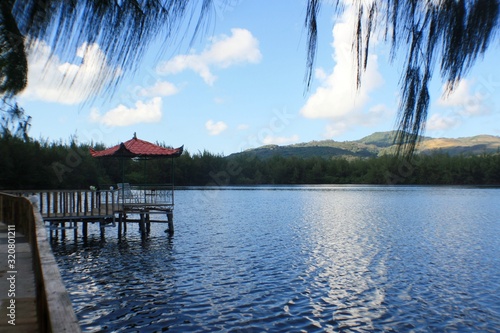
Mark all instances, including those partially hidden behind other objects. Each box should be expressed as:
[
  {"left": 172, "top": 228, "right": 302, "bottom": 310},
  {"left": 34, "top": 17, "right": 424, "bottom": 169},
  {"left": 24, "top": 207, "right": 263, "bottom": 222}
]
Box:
[{"left": 90, "top": 135, "right": 183, "bottom": 158}]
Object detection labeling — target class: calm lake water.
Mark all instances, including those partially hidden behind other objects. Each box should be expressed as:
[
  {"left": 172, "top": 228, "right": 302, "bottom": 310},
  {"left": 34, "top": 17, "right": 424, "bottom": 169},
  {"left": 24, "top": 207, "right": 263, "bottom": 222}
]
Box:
[{"left": 51, "top": 185, "right": 500, "bottom": 332}]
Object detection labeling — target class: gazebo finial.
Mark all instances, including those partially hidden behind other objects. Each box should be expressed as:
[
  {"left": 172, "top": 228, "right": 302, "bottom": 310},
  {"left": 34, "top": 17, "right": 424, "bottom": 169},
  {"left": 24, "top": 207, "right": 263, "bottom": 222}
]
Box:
[{"left": 133, "top": 132, "right": 137, "bottom": 139}]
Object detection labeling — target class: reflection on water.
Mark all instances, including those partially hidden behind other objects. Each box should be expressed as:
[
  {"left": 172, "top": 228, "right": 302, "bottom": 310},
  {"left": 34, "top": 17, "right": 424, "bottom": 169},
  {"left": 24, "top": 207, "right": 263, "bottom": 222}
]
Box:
[
  {"left": 298, "top": 192, "right": 389, "bottom": 331},
  {"left": 51, "top": 186, "right": 500, "bottom": 332}
]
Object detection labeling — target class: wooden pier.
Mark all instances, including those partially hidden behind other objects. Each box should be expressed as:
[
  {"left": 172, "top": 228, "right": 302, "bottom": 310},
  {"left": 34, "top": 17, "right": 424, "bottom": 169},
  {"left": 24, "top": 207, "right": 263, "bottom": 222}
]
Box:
[
  {"left": 0, "top": 192, "right": 82, "bottom": 332},
  {"left": 11, "top": 184, "right": 176, "bottom": 240}
]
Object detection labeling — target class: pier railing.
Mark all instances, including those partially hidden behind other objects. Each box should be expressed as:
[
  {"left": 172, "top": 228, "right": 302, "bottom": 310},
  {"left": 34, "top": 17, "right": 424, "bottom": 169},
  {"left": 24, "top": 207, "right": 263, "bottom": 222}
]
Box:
[
  {"left": 114, "top": 183, "right": 175, "bottom": 233},
  {"left": 7, "top": 189, "right": 119, "bottom": 219},
  {"left": 4, "top": 184, "right": 176, "bottom": 235},
  {"left": 0, "top": 192, "right": 82, "bottom": 332},
  {"left": 5, "top": 184, "right": 175, "bottom": 219},
  {"left": 117, "top": 183, "right": 174, "bottom": 212}
]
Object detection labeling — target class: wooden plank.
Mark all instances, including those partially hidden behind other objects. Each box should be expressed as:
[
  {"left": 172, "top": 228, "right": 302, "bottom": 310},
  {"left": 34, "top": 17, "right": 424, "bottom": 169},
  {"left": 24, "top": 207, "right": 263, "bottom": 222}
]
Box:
[
  {"left": 0, "top": 192, "right": 82, "bottom": 332},
  {"left": 34, "top": 209, "right": 82, "bottom": 333}
]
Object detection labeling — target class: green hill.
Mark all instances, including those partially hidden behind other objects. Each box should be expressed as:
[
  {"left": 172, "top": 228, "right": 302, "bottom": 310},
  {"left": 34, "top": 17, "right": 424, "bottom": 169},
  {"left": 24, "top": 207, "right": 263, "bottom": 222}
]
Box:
[{"left": 229, "top": 131, "right": 500, "bottom": 159}]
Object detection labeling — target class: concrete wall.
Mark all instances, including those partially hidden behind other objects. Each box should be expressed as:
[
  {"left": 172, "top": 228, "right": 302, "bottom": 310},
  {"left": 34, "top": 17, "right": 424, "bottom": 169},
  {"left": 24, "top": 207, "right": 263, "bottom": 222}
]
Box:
[{"left": 0, "top": 192, "right": 81, "bottom": 333}]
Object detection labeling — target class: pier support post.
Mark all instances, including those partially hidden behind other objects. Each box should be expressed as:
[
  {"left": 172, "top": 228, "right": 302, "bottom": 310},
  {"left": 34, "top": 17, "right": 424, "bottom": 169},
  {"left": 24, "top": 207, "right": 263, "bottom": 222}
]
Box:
[
  {"left": 82, "top": 222, "right": 88, "bottom": 241},
  {"left": 99, "top": 220, "right": 105, "bottom": 239},
  {"left": 118, "top": 214, "right": 122, "bottom": 238},
  {"left": 146, "top": 213, "right": 151, "bottom": 234},
  {"left": 167, "top": 211, "right": 174, "bottom": 235},
  {"left": 73, "top": 221, "right": 78, "bottom": 240},
  {"left": 139, "top": 213, "right": 145, "bottom": 235}
]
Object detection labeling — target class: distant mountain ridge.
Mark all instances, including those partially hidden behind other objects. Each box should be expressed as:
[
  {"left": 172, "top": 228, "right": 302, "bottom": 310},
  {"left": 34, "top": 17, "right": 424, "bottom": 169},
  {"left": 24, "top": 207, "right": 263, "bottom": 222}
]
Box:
[{"left": 229, "top": 131, "right": 500, "bottom": 159}]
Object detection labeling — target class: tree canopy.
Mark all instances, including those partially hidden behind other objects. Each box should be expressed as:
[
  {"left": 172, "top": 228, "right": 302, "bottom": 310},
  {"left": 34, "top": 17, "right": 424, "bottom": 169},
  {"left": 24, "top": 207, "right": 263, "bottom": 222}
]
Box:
[
  {"left": 2, "top": 135, "right": 500, "bottom": 189},
  {"left": 1, "top": 0, "right": 499, "bottom": 156}
]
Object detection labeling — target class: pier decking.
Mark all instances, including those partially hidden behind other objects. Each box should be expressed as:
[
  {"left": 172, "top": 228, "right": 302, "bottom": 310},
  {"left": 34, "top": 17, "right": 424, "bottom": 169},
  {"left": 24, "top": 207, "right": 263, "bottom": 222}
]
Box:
[
  {"left": 0, "top": 221, "right": 38, "bottom": 332},
  {"left": 0, "top": 192, "right": 82, "bottom": 332},
  {"left": 13, "top": 184, "right": 176, "bottom": 240}
]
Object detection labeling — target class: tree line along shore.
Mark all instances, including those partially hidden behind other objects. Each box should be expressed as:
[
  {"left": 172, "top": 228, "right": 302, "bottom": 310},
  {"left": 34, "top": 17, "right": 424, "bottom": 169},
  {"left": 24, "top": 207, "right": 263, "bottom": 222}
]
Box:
[{"left": 1, "top": 136, "right": 500, "bottom": 190}]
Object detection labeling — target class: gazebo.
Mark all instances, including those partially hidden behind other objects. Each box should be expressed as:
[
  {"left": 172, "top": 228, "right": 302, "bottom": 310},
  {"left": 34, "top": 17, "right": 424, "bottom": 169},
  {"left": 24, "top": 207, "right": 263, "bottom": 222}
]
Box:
[{"left": 90, "top": 134, "right": 183, "bottom": 234}]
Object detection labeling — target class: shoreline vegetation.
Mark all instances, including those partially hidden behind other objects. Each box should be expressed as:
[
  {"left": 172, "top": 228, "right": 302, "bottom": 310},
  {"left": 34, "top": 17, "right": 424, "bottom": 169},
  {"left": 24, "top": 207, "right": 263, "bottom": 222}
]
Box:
[{"left": 1, "top": 135, "right": 500, "bottom": 190}]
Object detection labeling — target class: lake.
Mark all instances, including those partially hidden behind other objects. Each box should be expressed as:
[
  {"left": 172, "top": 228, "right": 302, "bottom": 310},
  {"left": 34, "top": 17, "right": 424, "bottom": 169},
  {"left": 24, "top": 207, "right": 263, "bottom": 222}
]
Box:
[{"left": 51, "top": 185, "right": 500, "bottom": 332}]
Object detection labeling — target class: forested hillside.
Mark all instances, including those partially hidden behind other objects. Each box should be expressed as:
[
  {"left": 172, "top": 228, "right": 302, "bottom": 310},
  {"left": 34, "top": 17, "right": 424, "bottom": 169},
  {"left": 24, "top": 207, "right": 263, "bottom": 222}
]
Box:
[
  {"left": 1, "top": 135, "right": 500, "bottom": 189},
  {"left": 229, "top": 131, "right": 500, "bottom": 159}
]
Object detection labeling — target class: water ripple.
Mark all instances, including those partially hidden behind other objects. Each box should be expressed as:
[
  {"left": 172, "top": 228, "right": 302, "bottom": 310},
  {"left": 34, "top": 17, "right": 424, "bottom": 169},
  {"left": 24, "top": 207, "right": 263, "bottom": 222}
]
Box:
[{"left": 52, "top": 186, "right": 500, "bottom": 332}]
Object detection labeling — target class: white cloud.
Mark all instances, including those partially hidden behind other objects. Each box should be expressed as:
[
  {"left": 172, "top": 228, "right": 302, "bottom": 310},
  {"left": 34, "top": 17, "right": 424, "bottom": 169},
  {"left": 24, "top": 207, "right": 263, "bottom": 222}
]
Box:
[
  {"left": 437, "top": 79, "right": 490, "bottom": 116},
  {"left": 138, "top": 80, "right": 179, "bottom": 97},
  {"left": 324, "top": 122, "right": 349, "bottom": 138},
  {"left": 323, "top": 104, "right": 393, "bottom": 138},
  {"left": 205, "top": 120, "right": 228, "bottom": 135},
  {"left": 262, "top": 134, "right": 300, "bottom": 145},
  {"left": 315, "top": 67, "right": 328, "bottom": 81},
  {"left": 21, "top": 40, "right": 120, "bottom": 104},
  {"left": 426, "top": 114, "right": 461, "bottom": 131},
  {"left": 157, "top": 28, "right": 262, "bottom": 85},
  {"left": 425, "top": 79, "right": 493, "bottom": 134},
  {"left": 237, "top": 124, "right": 249, "bottom": 131},
  {"left": 300, "top": 4, "right": 385, "bottom": 137},
  {"left": 90, "top": 97, "right": 162, "bottom": 127}
]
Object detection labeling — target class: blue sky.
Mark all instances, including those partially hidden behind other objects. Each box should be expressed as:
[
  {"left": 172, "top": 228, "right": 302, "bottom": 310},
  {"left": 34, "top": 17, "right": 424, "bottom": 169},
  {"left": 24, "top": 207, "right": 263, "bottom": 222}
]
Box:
[{"left": 18, "top": 0, "right": 500, "bottom": 155}]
